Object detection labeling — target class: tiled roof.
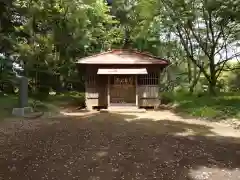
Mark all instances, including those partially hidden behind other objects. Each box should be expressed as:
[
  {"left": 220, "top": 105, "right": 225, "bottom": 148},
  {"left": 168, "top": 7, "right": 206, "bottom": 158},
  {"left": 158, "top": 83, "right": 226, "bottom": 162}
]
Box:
[{"left": 76, "top": 49, "right": 169, "bottom": 65}]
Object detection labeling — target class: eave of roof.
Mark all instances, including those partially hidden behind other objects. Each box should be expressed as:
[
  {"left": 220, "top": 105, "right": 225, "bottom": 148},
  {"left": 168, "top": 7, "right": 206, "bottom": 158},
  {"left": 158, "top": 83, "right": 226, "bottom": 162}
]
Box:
[{"left": 76, "top": 49, "right": 170, "bottom": 65}]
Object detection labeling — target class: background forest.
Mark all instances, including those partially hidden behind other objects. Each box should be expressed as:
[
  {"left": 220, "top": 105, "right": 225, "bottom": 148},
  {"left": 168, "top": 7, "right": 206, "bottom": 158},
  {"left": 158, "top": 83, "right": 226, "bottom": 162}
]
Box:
[{"left": 0, "top": 0, "right": 240, "bottom": 119}]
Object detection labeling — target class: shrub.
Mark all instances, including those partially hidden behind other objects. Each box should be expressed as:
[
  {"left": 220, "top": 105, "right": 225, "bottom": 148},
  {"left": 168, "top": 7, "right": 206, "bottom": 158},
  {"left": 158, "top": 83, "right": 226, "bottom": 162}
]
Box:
[
  {"left": 71, "top": 95, "right": 86, "bottom": 108},
  {"left": 60, "top": 91, "right": 86, "bottom": 108},
  {"left": 172, "top": 92, "right": 240, "bottom": 120},
  {"left": 160, "top": 92, "right": 175, "bottom": 104}
]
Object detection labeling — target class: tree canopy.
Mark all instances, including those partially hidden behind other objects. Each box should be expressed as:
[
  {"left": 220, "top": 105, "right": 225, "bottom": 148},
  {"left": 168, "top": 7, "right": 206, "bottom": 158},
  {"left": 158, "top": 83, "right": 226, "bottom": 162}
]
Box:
[{"left": 0, "top": 0, "right": 239, "bottom": 95}]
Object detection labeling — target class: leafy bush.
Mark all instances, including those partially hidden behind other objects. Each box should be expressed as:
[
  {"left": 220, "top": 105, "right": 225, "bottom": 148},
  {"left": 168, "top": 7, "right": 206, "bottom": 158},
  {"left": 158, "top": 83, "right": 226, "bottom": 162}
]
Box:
[
  {"left": 47, "top": 91, "right": 86, "bottom": 108},
  {"left": 70, "top": 93, "right": 86, "bottom": 108},
  {"left": 170, "top": 92, "right": 240, "bottom": 120},
  {"left": 160, "top": 92, "right": 175, "bottom": 104},
  {"left": 160, "top": 90, "right": 191, "bottom": 105}
]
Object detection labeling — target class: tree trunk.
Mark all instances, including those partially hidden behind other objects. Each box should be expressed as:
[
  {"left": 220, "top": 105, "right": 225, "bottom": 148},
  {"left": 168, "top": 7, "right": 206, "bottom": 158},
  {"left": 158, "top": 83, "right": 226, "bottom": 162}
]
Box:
[
  {"left": 123, "top": 26, "right": 131, "bottom": 49},
  {"left": 189, "top": 69, "right": 201, "bottom": 93},
  {"left": 209, "top": 56, "right": 217, "bottom": 95},
  {"left": 187, "top": 58, "right": 192, "bottom": 83},
  {"left": 208, "top": 79, "right": 217, "bottom": 95}
]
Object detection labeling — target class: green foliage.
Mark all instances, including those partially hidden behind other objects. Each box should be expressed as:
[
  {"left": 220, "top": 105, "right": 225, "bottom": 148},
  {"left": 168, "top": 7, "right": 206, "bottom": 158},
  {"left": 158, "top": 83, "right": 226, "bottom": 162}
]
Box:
[
  {"left": 160, "top": 92, "right": 176, "bottom": 105},
  {"left": 5, "top": 0, "right": 123, "bottom": 96},
  {"left": 44, "top": 91, "right": 86, "bottom": 108},
  {"left": 158, "top": 0, "right": 240, "bottom": 94},
  {"left": 29, "top": 91, "right": 85, "bottom": 112},
  {"left": 0, "top": 55, "right": 16, "bottom": 93},
  {"left": 0, "top": 94, "right": 18, "bottom": 119},
  {"left": 226, "top": 66, "right": 240, "bottom": 92},
  {"left": 164, "top": 91, "right": 240, "bottom": 120},
  {"left": 0, "top": 91, "right": 85, "bottom": 119}
]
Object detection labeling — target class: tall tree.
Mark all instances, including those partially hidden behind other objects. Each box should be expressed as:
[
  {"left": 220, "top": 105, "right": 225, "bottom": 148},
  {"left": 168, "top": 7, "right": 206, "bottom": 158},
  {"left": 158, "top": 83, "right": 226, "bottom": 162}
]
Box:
[
  {"left": 160, "top": 0, "right": 240, "bottom": 94},
  {"left": 13, "top": 0, "right": 121, "bottom": 95}
]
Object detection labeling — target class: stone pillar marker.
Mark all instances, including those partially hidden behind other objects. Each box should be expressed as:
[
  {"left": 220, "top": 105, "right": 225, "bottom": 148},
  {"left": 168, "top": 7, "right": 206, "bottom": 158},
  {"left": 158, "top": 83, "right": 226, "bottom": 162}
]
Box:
[
  {"left": 12, "top": 76, "right": 33, "bottom": 116},
  {"left": 18, "top": 76, "right": 28, "bottom": 108}
]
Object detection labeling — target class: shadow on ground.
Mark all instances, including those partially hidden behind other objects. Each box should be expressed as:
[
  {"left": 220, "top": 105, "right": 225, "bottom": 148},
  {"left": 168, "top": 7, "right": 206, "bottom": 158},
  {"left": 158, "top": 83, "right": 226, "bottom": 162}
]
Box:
[{"left": 0, "top": 112, "right": 239, "bottom": 180}]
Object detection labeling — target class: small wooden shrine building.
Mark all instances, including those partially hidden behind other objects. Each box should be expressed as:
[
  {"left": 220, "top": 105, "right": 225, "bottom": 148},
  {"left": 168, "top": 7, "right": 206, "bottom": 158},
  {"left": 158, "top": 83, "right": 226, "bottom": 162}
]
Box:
[{"left": 76, "top": 49, "right": 169, "bottom": 109}]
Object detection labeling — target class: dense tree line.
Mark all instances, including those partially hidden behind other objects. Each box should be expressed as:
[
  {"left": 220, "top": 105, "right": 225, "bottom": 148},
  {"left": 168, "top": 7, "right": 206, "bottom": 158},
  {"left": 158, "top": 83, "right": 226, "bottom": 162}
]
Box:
[{"left": 0, "top": 0, "right": 239, "bottom": 97}]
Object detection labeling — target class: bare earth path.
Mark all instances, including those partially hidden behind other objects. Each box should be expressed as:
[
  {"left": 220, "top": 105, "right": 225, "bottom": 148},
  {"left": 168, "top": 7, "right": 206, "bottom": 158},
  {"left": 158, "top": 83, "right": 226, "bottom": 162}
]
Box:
[{"left": 0, "top": 110, "right": 240, "bottom": 180}]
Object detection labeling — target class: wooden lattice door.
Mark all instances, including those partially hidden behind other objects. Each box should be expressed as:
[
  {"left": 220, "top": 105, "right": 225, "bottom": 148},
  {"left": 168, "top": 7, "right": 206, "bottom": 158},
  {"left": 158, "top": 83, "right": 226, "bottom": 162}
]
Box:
[{"left": 110, "top": 75, "right": 136, "bottom": 105}]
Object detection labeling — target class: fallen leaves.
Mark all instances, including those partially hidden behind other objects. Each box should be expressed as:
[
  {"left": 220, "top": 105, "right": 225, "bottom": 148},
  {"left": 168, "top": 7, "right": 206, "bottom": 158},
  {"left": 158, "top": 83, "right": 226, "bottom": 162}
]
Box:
[{"left": 0, "top": 115, "right": 240, "bottom": 180}]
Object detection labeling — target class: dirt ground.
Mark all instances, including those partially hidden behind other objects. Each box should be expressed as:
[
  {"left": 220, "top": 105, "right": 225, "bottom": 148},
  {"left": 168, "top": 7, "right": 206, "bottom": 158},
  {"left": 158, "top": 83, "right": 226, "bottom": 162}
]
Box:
[{"left": 0, "top": 110, "right": 240, "bottom": 180}]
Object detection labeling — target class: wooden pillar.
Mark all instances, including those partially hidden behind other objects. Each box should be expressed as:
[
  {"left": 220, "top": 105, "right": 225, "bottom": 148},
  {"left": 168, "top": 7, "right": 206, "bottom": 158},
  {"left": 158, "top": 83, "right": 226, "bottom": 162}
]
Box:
[
  {"left": 107, "top": 75, "right": 110, "bottom": 107},
  {"left": 18, "top": 76, "right": 28, "bottom": 108},
  {"left": 85, "top": 75, "right": 89, "bottom": 110},
  {"left": 158, "top": 69, "right": 161, "bottom": 106},
  {"left": 135, "top": 75, "right": 138, "bottom": 107}
]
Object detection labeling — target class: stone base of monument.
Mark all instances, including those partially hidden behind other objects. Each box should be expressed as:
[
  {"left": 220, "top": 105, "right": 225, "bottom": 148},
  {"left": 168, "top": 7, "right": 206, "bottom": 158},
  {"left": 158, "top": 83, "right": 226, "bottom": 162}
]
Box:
[{"left": 12, "top": 107, "right": 33, "bottom": 117}]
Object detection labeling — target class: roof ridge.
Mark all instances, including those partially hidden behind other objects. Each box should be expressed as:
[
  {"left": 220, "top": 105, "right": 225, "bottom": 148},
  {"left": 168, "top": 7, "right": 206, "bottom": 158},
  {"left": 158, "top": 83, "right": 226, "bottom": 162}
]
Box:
[
  {"left": 111, "top": 49, "right": 169, "bottom": 63},
  {"left": 76, "top": 49, "right": 170, "bottom": 65}
]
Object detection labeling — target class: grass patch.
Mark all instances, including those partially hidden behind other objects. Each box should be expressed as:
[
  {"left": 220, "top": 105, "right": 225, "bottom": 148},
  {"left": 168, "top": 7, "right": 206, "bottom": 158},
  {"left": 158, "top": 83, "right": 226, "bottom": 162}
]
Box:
[
  {"left": 161, "top": 92, "right": 240, "bottom": 120},
  {"left": 43, "top": 91, "right": 85, "bottom": 107},
  {"left": 31, "top": 91, "right": 85, "bottom": 113},
  {"left": 0, "top": 94, "right": 19, "bottom": 119},
  {"left": 0, "top": 91, "right": 85, "bottom": 119}
]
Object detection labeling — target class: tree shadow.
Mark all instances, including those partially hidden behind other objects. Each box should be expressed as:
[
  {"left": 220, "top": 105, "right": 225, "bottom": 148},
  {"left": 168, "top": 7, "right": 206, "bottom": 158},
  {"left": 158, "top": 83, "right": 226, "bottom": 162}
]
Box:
[{"left": 0, "top": 112, "right": 240, "bottom": 180}]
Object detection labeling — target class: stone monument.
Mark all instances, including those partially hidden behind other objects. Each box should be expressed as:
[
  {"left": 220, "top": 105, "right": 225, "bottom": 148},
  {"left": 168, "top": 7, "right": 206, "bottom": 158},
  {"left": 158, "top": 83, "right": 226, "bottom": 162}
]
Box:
[{"left": 12, "top": 76, "right": 33, "bottom": 116}]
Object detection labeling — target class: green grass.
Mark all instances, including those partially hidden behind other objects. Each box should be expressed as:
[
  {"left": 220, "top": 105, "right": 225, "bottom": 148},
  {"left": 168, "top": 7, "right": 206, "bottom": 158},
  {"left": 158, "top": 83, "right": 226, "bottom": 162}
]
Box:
[
  {"left": 0, "top": 94, "right": 19, "bottom": 119},
  {"left": 161, "top": 92, "right": 240, "bottom": 120},
  {"left": 0, "top": 91, "right": 85, "bottom": 119},
  {"left": 30, "top": 91, "right": 85, "bottom": 113}
]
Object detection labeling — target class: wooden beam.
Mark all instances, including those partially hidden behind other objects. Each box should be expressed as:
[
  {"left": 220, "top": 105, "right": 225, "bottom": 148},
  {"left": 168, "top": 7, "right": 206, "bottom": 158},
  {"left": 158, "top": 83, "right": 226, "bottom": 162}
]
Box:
[{"left": 107, "top": 75, "right": 110, "bottom": 107}]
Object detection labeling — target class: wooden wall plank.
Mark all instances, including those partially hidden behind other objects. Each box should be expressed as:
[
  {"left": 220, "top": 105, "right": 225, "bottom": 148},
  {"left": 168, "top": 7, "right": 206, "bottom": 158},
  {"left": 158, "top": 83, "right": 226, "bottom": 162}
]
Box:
[{"left": 138, "top": 85, "right": 159, "bottom": 98}]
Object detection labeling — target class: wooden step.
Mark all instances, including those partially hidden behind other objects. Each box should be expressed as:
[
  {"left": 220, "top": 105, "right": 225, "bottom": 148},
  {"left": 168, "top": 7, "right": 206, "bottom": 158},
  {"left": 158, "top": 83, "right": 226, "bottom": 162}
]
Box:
[{"left": 100, "top": 106, "right": 146, "bottom": 113}]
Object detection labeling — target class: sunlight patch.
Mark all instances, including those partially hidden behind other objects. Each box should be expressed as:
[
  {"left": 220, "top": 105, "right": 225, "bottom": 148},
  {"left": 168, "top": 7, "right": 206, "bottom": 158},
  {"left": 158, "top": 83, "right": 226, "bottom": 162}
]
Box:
[
  {"left": 189, "top": 166, "right": 240, "bottom": 180},
  {"left": 96, "top": 151, "right": 108, "bottom": 158}
]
